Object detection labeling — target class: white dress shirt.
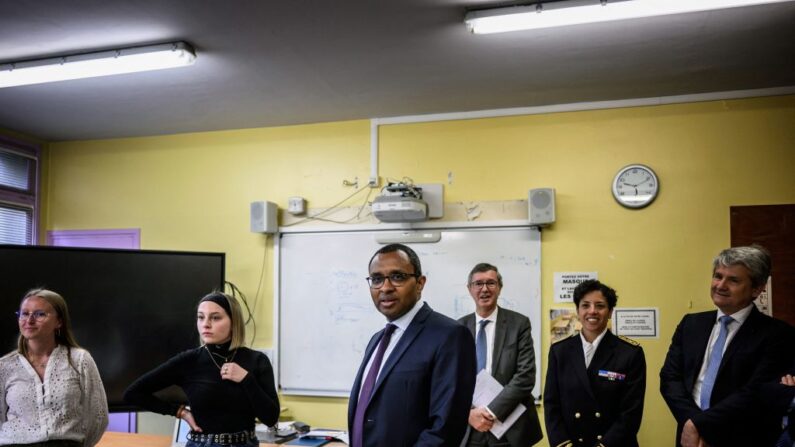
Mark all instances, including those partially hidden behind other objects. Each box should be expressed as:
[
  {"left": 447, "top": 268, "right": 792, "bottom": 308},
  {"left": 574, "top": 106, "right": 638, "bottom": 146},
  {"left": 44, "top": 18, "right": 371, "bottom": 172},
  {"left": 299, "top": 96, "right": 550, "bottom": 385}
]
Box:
[
  {"left": 474, "top": 307, "right": 499, "bottom": 417},
  {"left": 692, "top": 303, "right": 754, "bottom": 408},
  {"left": 475, "top": 307, "right": 499, "bottom": 375},
  {"left": 580, "top": 327, "right": 608, "bottom": 368},
  {"left": 360, "top": 299, "right": 425, "bottom": 395},
  {"left": 0, "top": 345, "right": 109, "bottom": 446}
]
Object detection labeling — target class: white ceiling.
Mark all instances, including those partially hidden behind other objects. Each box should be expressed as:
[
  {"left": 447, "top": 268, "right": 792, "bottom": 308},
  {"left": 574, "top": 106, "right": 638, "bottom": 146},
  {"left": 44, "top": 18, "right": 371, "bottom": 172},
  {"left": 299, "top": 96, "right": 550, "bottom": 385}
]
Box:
[{"left": 1, "top": 0, "right": 794, "bottom": 141}]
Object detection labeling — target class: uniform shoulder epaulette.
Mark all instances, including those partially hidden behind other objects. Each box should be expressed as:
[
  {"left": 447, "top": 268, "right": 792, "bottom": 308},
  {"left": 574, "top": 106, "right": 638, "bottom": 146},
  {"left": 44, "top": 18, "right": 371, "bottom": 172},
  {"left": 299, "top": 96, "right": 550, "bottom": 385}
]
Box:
[
  {"left": 562, "top": 333, "right": 579, "bottom": 342},
  {"left": 618, "top": 335, "right": 640, "bottom": 346},
  {"left": 551, "top": 333, "right": 578, "bottom": 347}
]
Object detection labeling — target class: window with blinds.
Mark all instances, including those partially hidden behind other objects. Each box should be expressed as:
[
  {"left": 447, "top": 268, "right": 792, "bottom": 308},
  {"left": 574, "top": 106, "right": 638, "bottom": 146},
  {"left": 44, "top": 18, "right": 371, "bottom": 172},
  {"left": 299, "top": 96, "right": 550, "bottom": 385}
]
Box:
[{"left": 0, "top": 138, "right": 38, "bottom": 245}]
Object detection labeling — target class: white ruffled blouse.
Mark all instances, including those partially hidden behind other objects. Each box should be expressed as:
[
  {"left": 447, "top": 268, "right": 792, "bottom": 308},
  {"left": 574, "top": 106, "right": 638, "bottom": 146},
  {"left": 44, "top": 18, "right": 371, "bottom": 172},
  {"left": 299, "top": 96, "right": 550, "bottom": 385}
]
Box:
[{"left": 0, "top": 345, "right": 109, "bottom": 446}]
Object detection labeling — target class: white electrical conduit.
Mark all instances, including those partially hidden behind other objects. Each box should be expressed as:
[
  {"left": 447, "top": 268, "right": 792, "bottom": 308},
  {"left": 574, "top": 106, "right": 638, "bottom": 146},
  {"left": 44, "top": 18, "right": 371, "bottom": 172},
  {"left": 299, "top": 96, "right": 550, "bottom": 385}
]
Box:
[{"left": 368, "top": 86, "right": 795, "bottom": 183}]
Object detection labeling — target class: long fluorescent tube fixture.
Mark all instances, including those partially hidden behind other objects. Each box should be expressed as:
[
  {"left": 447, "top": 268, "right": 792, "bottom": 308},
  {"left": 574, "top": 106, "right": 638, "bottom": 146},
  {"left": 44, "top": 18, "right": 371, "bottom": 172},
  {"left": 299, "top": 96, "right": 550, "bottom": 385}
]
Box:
[
  {"left": 465, "top": 0, "right": 793, "bottom": 34},
  {"left": 0, "top": 41, "right": 196, "bottom": 88}
]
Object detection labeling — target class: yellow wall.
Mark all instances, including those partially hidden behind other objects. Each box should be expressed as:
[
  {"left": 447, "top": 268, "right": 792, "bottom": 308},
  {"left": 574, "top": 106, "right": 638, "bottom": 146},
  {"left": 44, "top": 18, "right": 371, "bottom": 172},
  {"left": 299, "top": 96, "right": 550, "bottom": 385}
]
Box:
[{"left": 43, "top": 95, "right": 795, "bottom": 445}]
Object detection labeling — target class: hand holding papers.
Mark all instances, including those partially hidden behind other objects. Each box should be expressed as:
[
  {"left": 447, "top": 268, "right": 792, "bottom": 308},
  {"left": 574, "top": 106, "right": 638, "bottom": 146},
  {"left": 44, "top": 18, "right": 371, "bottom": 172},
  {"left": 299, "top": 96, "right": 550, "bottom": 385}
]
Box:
[{"left": 473, "top": 370, "right": 526, "bottom": 439}]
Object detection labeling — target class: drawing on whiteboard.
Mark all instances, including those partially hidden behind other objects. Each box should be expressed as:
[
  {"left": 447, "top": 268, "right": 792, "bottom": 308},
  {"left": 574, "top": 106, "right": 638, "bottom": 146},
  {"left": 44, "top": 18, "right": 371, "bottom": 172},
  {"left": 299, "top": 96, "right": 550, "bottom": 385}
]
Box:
[{"left": 278, "top": 226, "right": 542, "bottom": 397}]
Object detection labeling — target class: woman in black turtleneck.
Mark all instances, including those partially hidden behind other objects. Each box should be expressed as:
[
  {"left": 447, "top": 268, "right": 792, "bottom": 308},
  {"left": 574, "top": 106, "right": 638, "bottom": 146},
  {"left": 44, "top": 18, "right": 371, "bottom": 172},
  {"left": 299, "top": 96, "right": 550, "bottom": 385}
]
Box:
[{"left": 124, "top": 292, "right": 279, "bottom": 447}]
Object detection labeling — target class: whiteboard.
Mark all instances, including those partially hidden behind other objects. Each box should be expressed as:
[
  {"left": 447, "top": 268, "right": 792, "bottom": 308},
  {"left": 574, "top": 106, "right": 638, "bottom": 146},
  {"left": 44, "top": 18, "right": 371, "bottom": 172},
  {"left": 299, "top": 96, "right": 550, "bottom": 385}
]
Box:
[{"left": 277, "top": 225, "right": 541, "bottom": 398}]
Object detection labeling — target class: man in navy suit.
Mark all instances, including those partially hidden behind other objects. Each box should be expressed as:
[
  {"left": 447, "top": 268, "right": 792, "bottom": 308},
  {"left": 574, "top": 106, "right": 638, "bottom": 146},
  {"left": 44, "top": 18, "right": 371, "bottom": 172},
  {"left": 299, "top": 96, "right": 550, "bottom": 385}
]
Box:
[
  {"left": 660, "top": 245, "right": 795, "bottom": 447},
  {"left": 758, "top": 363, "right": 795, "bottom": 447},
  {"left": 348, "top": 243, "right": 477, "bottom": 447},
  {"left": 458, "top": 263, "right": 543, "bottom": 447}
]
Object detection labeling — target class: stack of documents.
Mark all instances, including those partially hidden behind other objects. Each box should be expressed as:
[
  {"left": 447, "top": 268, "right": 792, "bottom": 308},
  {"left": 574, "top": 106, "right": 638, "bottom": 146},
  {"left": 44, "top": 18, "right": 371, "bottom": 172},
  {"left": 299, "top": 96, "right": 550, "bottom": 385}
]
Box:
[
  {"left": 286, "top": 429, "right": 348, "bottom": 445},
  {"left": 473, "top": 370, "right": 526, "bottom": 439},
  {"left": 256, "top": 422, "right": 299, "bottom": 444}
]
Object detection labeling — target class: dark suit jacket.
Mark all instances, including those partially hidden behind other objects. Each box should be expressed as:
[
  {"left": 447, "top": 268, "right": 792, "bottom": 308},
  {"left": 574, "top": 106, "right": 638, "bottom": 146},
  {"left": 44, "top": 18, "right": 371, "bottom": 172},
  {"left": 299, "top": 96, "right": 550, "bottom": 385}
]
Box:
[
  {"left": 348, "top": 302, "right": 477, "bottom": 447},
  {"left": 458, "top": 307, "right": 543, "bottom": 446},
  {"left": 659, "top": 306, "right": 795, "bottom": 447},
  {"left": 544, "top": 331, "right": 646, "bottom": 447},
  {"left": 757, "top": 357, "right": 795, "bottom": 446}
]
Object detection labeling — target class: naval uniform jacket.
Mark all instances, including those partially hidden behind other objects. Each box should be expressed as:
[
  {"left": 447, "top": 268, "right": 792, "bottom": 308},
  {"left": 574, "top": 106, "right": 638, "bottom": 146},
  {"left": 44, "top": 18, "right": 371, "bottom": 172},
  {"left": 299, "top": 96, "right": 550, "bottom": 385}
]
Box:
[{"left": 544, "top": 331, "right": 646, "bottom": 447}]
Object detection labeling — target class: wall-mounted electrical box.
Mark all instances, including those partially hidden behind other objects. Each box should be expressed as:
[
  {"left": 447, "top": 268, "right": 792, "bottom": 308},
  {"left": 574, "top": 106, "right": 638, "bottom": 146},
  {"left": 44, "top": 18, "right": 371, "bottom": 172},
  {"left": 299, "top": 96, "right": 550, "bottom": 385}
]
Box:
[{"left": 287, "top": 197, "right": 306, "bottom": 215}]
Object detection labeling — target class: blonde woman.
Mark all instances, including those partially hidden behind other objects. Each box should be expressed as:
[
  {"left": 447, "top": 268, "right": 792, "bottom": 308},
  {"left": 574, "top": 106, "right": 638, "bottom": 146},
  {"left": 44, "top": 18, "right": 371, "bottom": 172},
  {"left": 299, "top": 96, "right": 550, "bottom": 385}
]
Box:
[
  {"left": 0, "top": 289, "right": 109, "bottom": 447},
  {"left": 124, "top": 291, "right": 279, "bottom": 447}
]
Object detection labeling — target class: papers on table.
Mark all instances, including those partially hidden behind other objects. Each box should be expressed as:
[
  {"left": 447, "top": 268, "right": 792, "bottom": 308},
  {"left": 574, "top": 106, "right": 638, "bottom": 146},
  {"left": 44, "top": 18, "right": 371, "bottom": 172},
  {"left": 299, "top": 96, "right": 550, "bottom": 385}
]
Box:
[
  {"left": 472, "top": 370, "right": 526, "bottom": 439},
  {"left": 256, "top": 421, "right": 299, "bottom": 443},
  {"left": 302, "top": 429, "right": 349, "bottom": 445}
]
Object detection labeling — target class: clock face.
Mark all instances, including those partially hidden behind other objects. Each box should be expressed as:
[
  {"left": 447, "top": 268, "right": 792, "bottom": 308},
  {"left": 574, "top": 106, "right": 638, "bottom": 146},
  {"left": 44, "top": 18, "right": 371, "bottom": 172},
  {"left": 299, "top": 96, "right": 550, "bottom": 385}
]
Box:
[{"left": 612, "top": 164, "right": 659, "bottom": 208}]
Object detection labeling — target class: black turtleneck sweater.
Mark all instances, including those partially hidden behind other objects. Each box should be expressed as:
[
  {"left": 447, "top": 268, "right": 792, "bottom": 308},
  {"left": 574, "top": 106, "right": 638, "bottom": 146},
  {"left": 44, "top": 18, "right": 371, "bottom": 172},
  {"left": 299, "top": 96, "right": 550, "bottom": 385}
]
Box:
[{"left": 124, "top": 342, "right": 280, "bottom": 433}]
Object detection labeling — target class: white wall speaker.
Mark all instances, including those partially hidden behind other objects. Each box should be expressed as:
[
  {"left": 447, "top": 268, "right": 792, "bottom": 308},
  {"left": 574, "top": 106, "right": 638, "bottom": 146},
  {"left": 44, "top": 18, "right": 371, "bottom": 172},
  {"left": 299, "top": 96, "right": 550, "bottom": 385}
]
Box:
[
  {"left": 528, "top": 188, "right": 556, "bottom": 226},
  {"left": 250, "top": 201, "right": 278, "bottom": 234}
]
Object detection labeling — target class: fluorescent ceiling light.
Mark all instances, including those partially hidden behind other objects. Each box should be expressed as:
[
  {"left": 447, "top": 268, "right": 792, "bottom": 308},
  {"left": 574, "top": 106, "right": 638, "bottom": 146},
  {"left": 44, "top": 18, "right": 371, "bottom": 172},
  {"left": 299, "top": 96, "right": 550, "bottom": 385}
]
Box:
[
  {"left": 465, "top": 0, "right": 793, "bottom": 34},
  {"left": 0, "top": 41, "right": 196, "bottom": 88}
]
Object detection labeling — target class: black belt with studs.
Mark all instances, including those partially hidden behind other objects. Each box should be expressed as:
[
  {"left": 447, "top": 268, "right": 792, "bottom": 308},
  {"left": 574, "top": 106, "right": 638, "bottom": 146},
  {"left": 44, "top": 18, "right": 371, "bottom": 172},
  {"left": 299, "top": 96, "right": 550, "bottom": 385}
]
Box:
[{"left": 186, "top": 430, "right": 256, "bottom": 445}]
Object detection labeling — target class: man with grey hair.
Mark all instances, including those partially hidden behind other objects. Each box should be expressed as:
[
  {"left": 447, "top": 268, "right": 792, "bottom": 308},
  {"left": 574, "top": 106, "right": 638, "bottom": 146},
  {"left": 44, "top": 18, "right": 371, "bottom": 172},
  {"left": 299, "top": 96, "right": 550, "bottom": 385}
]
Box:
[
  {"left": 660, "top": 245, "right": 795, "bottom": 447},
  {"left": 458, "top": 263, "right": 543, "bottom": 447}
]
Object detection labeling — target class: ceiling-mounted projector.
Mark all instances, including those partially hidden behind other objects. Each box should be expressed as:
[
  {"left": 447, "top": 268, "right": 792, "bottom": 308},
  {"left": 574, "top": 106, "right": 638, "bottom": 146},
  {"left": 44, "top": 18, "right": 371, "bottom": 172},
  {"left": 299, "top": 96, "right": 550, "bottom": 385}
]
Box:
[{"left": 372, "top": 183, "right": 428, "bottom": 223}]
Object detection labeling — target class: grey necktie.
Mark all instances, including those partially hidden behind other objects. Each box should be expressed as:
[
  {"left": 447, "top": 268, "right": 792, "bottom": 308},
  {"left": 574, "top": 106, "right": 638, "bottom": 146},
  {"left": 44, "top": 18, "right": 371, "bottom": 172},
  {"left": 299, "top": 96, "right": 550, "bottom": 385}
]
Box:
[{"left": 476, "top": 320, "right": 490, "bottom": 372}]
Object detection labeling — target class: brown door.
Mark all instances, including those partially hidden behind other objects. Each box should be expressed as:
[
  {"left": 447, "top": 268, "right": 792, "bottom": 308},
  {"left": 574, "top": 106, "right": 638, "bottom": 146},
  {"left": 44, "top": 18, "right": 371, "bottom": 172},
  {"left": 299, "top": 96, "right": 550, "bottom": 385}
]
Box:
[{"left": 730, "top": 204, "right": 795, "bottom": 326}]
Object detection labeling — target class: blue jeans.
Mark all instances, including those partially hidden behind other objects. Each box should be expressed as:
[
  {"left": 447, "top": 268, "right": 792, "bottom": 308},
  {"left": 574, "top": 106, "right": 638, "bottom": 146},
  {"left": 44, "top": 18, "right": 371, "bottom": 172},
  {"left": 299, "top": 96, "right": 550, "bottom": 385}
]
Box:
[{"left": 186, "top": 438, "right": 258, "bottom": 447}]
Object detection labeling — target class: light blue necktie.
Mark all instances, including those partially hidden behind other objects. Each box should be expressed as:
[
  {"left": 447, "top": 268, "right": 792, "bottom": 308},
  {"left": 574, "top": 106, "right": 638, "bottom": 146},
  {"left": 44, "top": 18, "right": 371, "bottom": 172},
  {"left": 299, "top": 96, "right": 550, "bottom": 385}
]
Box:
[
  {"left": 700, "top": 315, "right": 733, "bottom": 410},
  {"left": 476, "top": 320, "right": 490, "bottom": 372}
]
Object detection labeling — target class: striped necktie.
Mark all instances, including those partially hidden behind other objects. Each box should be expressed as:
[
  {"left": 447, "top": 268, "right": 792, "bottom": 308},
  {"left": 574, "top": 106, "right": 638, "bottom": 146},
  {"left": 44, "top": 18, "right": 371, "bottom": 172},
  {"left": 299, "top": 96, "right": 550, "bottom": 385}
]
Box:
[{"left": 585, "top": 342, "right": 595, "bottom": 368}]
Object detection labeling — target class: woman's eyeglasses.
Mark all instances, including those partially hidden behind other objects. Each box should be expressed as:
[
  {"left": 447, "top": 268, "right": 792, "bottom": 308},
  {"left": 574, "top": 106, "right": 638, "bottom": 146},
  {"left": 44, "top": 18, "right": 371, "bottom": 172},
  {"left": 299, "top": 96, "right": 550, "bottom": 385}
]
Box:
[{"left": 16, "top": 310, "right": 50, "bottom": 321}]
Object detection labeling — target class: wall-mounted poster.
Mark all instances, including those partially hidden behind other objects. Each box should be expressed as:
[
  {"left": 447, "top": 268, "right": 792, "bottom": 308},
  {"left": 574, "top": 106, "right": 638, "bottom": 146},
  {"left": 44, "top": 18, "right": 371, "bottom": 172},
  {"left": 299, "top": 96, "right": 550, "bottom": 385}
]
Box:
[
  {"left": 754, "top": 276, "right": 772, "bottom": 316},
  {"left": 553, "top": 271, "right": 598, "bottom": 303}
]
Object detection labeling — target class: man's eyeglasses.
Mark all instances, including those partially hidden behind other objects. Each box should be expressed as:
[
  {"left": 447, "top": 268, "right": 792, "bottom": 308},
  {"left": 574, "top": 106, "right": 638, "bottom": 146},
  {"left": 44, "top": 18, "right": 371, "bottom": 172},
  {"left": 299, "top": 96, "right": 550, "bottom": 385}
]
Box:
[
  {"left": 469, "top": 280, "right": 499, "bottom": 290},
  {"left": 366, "top": 272, "right": 420, "bottom": 289},
  {"left": 16, "top": 310, "right": 50, "bottom": 321}
]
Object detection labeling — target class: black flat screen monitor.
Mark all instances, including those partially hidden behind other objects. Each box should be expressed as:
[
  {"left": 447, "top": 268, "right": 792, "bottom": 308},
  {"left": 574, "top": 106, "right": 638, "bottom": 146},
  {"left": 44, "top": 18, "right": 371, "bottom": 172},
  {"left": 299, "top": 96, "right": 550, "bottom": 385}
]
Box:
[{"left": 0, "top": 245, "right": 225, "bottom": 411}]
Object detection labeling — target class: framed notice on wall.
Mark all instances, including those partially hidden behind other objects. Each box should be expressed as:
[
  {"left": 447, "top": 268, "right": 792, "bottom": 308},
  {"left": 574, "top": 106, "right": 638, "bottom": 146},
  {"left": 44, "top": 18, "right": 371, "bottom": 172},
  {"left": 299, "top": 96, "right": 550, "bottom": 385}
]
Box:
[{"left": 612, "top": 308, "right": 659, "bottom": 338}]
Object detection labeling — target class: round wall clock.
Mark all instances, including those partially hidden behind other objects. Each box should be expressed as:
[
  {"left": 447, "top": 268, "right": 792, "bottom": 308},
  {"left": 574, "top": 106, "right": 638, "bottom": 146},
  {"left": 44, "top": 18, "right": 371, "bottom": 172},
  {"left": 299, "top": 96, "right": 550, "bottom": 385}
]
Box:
[{"left": 612, "top": 164, "right": 659, "bottom": 209}]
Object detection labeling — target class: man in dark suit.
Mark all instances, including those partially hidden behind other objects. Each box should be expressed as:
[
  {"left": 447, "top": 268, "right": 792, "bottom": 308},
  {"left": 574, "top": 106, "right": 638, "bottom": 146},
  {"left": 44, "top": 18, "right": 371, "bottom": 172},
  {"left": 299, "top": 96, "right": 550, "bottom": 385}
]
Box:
[
  {"left": 348, "top": 243, "right": 477, "bottom": 447},
  {"left": 758, "top": 363, "right": 795, "bottom": 447},
  {"left": 660, "top": 245, "right": 795, "bottom": 447},
  {"left": 458, "top": 263, "right": 543, "bottom": 447},
  {"left": 544, "top": 280, "right": 646, "bottom": 447}
]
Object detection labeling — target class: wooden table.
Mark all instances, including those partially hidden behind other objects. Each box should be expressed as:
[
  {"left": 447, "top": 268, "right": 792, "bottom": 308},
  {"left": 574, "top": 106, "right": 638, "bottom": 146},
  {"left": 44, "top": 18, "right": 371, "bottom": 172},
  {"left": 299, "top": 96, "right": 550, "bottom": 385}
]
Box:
[
  {"left": 97, "top": 431, "right": 346, "bottom": 446},
  {"left": 97, "top": 432, "right": 171, "bottom": 447}
]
